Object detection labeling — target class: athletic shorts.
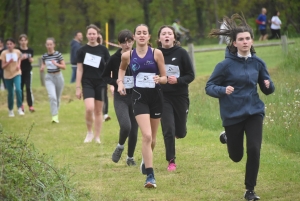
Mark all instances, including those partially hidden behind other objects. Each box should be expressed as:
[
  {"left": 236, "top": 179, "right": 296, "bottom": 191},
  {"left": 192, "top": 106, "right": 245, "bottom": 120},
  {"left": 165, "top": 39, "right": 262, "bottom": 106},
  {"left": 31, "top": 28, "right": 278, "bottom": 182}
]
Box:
[
  {"left": 132, "top": 87, "right": 163, "bottom": 119},
  {"left": 260, "top": 29, "right": 267, "bottom": 36},
  {"left": 82, "top": 78, "right": 106, "bottom": 101}
]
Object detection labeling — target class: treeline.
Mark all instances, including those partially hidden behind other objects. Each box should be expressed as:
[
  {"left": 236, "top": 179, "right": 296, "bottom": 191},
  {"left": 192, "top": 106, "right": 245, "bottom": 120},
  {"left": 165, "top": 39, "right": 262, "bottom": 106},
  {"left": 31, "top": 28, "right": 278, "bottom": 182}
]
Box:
[{"left": 0, "top": 0, "right": 299, "bottom": 54}]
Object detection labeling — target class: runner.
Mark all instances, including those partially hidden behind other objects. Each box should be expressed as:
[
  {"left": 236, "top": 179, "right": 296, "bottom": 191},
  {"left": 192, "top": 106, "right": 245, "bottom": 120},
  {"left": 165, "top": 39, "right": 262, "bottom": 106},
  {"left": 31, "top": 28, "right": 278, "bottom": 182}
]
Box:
[
  {"left": 18, "top": 34, "right": 35, "bottom": 112},
  {"left": 117, "top": 24, "right": 167, "bottom": 188},
  {"left": 0, "top": 38, "right": 24, "bottom": 117},
  {"left": 76, "top": 24, "right": 110, "bottom": 143},
  {"left": 156, "top": 25, "right": 195, "bottom": 171},
  {"left": 40, "top": 37, "right": 66, "bottom": 123},
  {"left": 206, "top": 14, "right": 275, "bottom": 200},
  {"left": 102, "top": 29, "right": 138, "bottom": 166}
]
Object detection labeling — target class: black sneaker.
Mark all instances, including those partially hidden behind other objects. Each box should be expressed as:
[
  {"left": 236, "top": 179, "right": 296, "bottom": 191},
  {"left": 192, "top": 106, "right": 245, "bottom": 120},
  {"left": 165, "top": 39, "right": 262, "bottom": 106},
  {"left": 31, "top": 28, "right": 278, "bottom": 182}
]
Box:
[
  {"left": 112, "top": 146, "right": 124, "bottom": 163},
  {"left": 126, "top": 158, "right": 136, "bottom": 166},
  {"left": 140, "top": 161, "right": 147, "bottom": 175},
  {"left": 219, "top": 131, "right": 227, "bottom": 144},
  {"left": 244, "top": 190, "right": 260, "bottom": 200}
]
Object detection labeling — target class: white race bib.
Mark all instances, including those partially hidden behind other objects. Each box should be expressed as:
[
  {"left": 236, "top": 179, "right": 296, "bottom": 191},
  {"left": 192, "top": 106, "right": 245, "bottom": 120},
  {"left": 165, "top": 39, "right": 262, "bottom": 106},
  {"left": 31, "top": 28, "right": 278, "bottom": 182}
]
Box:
[
  {"left": 123, "top": 76, "right": 134, "bottom": 89},
  {"left": 6, "top": 53, "right": 18, "bottom": 62},
  {"left": 83, "top": 53, "right": 101, "bottom": 68},
  {"left": 135, "top": 72, "right": 155, "bottom": 88},
  {"left": 165, "top": 64, "right": 180, "bottom": 78},
  {"left": 45, "top": 60, "right": 57, "bottom": 70}
]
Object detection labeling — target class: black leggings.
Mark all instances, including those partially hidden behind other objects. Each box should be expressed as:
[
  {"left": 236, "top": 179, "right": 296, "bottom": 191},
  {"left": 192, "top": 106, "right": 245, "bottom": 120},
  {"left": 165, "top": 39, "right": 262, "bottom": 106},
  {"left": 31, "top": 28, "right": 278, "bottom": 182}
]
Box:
[
  {"left": 103, "top": 86, "right": 108, "bottom": 114},
  {"left": 224, "top": 115, "right": 263, "bottom": 190},
  {"left": 269, "top": 29, "right": 281, "bottom": 39},
  {"left": 21, "top": 70, "right": 34, "bottom": 107},
  {"left": 114, "top": 92, "right": 138, "bottom": 158}
]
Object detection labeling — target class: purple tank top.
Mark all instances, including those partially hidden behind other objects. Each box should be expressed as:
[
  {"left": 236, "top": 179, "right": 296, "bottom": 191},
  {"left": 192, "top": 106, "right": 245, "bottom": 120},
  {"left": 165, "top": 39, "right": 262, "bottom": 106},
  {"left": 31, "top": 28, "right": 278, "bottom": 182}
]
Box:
[{"left": 130, "top": 47, "right": 159, "bottom": 88}]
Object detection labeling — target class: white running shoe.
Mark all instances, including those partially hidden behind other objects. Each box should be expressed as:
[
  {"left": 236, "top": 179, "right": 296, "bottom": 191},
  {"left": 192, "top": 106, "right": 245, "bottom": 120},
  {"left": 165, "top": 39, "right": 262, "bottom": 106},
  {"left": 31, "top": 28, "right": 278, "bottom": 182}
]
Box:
[
  {"left": 84, "top": 132, "right": 94, "bottom": 143},
  {"left": 8, "top": 110, "right": 15, "bottom": 117},
  {"left": 94, "top": 137, "right": 101, "bottom": 144},
  {"left": 18, "top": 107, "right": 25, "bottom": 115}
]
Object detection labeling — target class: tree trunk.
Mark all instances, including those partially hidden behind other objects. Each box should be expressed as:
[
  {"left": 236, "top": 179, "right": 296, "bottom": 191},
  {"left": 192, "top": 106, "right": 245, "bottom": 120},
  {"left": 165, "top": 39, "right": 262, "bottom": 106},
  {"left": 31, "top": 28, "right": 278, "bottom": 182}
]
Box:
[
  {"left": 24, "top": 0, "right": 30, "bottom": 34},
  {"left": 0, "top": 1, "right": 11, "bottom": 37},
  {"left": 194, "top": 0, "right": 205, "bottom": 38},
  {"left": 138, "top": 0, "right": 153, "bottom": 33},
  {"left": 108, "top": 18, "right": 115, "bottom": 44},
  {"left": 213, "top": 0, "right": 219, "bottom": 28}
]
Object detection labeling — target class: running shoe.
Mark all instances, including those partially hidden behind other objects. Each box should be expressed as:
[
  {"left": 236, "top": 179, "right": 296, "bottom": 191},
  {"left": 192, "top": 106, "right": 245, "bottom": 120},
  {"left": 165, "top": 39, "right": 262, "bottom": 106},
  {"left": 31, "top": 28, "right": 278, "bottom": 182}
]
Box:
[
  {"left": 112, "top": 146, "right": 124, "bottom": 163},
  {"left": 18, "top": 107, "right": 25, "bottom": 115},
  {"left": 140, "top": 161, "right": 147, "bottom": 175},
  {"left": 167, "top": 162, "right": 176, "bottom": 171},
  {"left": 144, "top": 174, "right": 156, "bottom": 188},
  {"left": 244, "top": 190, "right": 260, "bottom": 200},
  {"left": 94, "top": 137, "right": 101, "bottom": 144},
  {"left": 8, "top": 110, "right": 15, "bottom": 117},
  {"left": 84, "top": 132, "right": 94, "bottom": 143},
  {"left": 29, "top": 106, "right": 35, "bottom": 112},
  {"left": 219, "top": 131, "right": 227, "bottom": 144},
  {"left": 104, "top": 114, "right": 111, "bottom": 122},
  {"left": 126, "top": 158, "right": 136, "bottom": 166},
  {"left": 52, "top": 115, "right": 59, "bottom": 123}
]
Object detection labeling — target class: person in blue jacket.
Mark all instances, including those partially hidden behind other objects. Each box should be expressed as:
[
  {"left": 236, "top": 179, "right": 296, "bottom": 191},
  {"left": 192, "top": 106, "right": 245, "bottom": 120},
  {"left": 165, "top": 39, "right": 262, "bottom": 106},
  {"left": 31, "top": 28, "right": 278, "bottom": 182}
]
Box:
[{"left": 206, "top": 14, "right": 275, "bottom": 201}]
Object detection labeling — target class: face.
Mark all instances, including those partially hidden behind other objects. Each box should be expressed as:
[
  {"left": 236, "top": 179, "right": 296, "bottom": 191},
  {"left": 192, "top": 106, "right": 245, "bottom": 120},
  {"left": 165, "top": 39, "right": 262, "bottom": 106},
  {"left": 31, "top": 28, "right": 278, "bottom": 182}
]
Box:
[
  {"left": 119, "top": 38, "right": 133, "bottom": 52},
  {"left": 77, "top": 32, "right": 83, "bottom": 42},
  {"left": 134, "top": 25, "right": 150, "bottom": 45},
  {"left": 45, "top": 39, "right": 55, "bottom": 52},
  {"left": 277, "top": 11, "right": 280, "bottom": 16},
  {"left": 6, "top": 41, "right": 15, "bottom": 51},
  {"left": 86, "top": 28, "right": 98, "bottom": 43},
  {"left": 19, "top": 37, "right": 28, "bottom": 46},
  {"left": 159, "top": 27, "right": 175, "bottom": 48},
  {"left": 233, "top": 32, "right": 253, "bottom": 54},
  {"left": 262, "top": 8, "right": 267, "bottom": 14}
]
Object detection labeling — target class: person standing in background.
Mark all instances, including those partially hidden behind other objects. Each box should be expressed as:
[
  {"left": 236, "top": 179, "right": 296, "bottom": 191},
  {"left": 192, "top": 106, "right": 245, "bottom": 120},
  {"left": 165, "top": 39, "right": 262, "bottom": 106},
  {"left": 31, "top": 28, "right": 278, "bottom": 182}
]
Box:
[
  {"left": 18, "top": 34, "right": 35, "bottom": 112},
  {"left": 269, "top": 11, "right": 282, "bottom": 39},
  {"left": 41, "top": 37, "right": 66, "bottom": 123},
  {"left": 0, "top": 38, "right": 24, "bottom": 117},
  {"left": 0, "top": 38, "right": 6, "bottom": 90},
  {"left": 256, "top": 8, "right": 268, "bottom": 41},
  {"left": 70, "top": 31, "right": 83, "bottom": 83}
]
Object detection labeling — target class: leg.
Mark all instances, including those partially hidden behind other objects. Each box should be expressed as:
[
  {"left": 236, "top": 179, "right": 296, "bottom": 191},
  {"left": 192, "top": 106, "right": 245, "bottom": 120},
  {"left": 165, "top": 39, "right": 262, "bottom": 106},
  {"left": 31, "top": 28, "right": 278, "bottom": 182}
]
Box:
[
  {"left": 24, "top": 71, "right": 34, "bottom": 107},
  {"left": 127, "top": 96, "right": 138, "bottom": 158},
  {"left": 103, "top": 85, "right": 110, "bottom": 121},
  {"left": 244, "top": 115, "right": 263, "bottom": 191},
  {"left": 4, "top": 78, "right": 14, "bottom": 110},
  {"left": 71, "top": 67, "right": 77, "bottom": 83},
  {"left": 21, "top": 72, "right": 26, "bottom": 104},
  {"left": 84, "top": 98, "right": 95, "bottom": 134},
  {"left": 54, "top": 73, "right": 64, "bottom": 112},
  {"left": 224, "top": 121, "right": 245, "bottom": 162},
  {"left": 13, "top": 75, "right": 23, "bottom": 108},
  {"left": 45, "top": 74, "right": 58, "bottom": 116},
  {"left": 93, "top": 99, "right": 103, "bottom": 140}
]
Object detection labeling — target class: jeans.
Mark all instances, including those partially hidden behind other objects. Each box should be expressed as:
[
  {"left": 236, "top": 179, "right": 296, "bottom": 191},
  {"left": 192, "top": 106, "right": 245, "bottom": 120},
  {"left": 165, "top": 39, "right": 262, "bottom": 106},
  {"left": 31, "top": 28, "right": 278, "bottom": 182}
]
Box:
[
  {"left": 4, "top": 75, "right": 22, "bottom": 110},
  {"left": 70, "top": 66, "right": 77, "bottom": 83}
]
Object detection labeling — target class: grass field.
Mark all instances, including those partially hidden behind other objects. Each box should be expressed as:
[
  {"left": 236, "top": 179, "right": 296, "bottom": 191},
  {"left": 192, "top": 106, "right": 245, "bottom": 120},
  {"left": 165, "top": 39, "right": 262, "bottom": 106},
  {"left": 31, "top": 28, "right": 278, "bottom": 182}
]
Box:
[{"left": 1, "top": 39, "right": 300, "bottom": 200}]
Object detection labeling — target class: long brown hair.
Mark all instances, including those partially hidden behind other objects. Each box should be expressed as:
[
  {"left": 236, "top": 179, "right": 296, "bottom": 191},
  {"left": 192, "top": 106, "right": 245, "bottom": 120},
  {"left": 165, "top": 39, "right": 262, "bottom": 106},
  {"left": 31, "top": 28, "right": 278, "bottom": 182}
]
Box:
[
  {"left": 209, "top": 13, "right": 256, "bottom": 54},
  {"left": 156, "top": 25, "right": 179, "bottom": 48}
]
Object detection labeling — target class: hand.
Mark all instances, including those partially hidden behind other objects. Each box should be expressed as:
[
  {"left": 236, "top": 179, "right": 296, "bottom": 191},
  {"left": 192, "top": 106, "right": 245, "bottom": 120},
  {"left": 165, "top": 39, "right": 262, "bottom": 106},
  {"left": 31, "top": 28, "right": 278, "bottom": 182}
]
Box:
[
  {"left": 153, "top": 75, "right": 160, "bottom": 84},
  {"left": 76, "top": 88, "right": 82, "bottom": 99},
  {"left": 110, "top": 85, "right": 114, "bottom": 95},
  {"left": 264, "top": 80, "right": 270, "bottom": 88},
  {"left": 8, "top": 58, "right": 14, "bottom": 63},
  {"left": 40, "top": 66, "right": 44, "bottom": 72},
  {"left": 16, "top": 65, "right": 20, "bottom": 71},
  {"left": 262, "top": 21, "right": 266, "bottom": 25},
  {"left": 225, "top": 86, "right": 234, "bottom": 95},
  {"left": 117, "top": 82, "right": 126, "bottom": 95},
  {"left": 21, "top": 54, "right": 28, "bottom": 60},
  {"left": 167, "top": 75, "right": 178, "bottom": 84},
  {"left": 51, "top": 60, "right": 57, "bottom": 66}
]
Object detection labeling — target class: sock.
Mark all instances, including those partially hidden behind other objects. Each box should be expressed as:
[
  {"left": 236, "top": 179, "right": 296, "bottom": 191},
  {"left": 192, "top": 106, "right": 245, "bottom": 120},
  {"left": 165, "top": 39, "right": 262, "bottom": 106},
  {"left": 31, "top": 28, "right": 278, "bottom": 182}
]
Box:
[
  {"left": 127, "top": 156, "right": 134, "bottom": 160},
  {"left": 146, "top": 167, "right": 154, "bottom": 176},
  {"left": 117, "top": 143, "right": 124, "bottom": 149}
]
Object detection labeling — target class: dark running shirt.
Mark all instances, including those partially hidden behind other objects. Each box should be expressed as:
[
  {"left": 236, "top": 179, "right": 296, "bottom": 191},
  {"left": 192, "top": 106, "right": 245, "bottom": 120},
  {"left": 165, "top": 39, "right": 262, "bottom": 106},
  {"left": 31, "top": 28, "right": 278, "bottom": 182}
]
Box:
[
  {"left": 18, "top": 47, "right": 34, "bottom": 72},
  {"left": 42, "top": 51, "right": 64, "bottom": 73},
  {"left": 76, "top": 44, "right": 110, "bottom": 82}
]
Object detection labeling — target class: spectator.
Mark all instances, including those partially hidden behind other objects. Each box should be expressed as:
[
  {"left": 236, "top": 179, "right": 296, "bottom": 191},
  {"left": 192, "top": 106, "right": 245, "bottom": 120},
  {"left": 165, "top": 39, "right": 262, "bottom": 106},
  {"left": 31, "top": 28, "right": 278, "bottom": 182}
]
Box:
[
  {"left": 70, "top": 31, "right": 83, "bottom": 83},
  {"left": 172, "top": 19, "right": 189, "bottom": 43}
]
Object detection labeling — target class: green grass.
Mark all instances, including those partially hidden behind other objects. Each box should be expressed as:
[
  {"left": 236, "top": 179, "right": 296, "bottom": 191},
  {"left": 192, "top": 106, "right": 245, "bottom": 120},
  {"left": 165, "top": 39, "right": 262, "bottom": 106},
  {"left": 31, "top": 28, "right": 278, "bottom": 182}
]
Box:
[{"left": 1, "top": 40, "right": 300, "bottom": 200}]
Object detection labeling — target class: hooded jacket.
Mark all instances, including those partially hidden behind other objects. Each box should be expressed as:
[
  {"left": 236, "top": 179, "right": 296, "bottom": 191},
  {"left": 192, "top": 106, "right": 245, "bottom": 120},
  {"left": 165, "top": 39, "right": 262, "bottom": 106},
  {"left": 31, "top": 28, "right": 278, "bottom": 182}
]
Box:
[
  {"left": 158, "top": 46, "right": 195, "bottom": 95},
  {"left": 205, "top": 48, "right": 275, "bottom": 126},
  {"left": 102, "top": 48, "right": 133, "bottom": 93}
]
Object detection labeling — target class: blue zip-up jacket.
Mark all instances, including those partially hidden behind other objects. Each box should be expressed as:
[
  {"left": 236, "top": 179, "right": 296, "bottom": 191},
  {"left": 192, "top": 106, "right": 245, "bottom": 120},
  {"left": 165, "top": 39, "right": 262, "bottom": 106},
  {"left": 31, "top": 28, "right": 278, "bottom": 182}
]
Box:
[{"left": 205, "top": 48, "right": 275, "bottom": 126}]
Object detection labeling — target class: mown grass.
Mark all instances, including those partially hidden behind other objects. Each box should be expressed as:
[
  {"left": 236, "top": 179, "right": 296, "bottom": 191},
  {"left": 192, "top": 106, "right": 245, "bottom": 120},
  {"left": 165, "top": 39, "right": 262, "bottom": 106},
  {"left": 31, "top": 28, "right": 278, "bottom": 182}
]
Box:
[{"left": 1, "top": 38, "right": 300, "bottom": 200}]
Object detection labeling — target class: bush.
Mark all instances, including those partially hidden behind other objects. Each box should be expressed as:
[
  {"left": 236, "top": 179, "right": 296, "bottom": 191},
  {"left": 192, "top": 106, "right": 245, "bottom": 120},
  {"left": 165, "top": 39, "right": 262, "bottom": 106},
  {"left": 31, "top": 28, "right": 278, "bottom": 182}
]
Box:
[{"left": 0, "top": 124, "right": 89, "bottom": 201}]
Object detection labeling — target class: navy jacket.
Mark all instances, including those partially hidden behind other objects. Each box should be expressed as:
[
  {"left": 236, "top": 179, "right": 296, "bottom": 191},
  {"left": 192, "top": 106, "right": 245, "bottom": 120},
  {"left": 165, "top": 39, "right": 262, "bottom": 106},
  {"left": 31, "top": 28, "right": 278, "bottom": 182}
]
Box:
[
  {"left": 205, "top": 48, "right": 275, "bottom": 126},
  {"left": 70, "top": 39, "right": 81, "bottom": 65}
]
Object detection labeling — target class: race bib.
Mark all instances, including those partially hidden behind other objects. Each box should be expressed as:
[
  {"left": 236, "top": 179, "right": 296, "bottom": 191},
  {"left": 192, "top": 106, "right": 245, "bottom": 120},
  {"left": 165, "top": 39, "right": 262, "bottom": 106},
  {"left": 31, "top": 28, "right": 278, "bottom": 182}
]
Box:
[
  {"left": 45, "top": 60, "right": 57, "bottom": 70},
  {"left": 6, "top": 53, "right": 18, "bottom": 62},
  {"left": 83, "top": 53, "right": 101, "bottom": 68},
  {"left": 135, "top": 72, "right": 155, "bottom": 88},
  {"left": 165, "top": 64, "right": 180, "bottom": 78},
  {"left": 123, "top": 76, "right": 134, "bottom": 89}
]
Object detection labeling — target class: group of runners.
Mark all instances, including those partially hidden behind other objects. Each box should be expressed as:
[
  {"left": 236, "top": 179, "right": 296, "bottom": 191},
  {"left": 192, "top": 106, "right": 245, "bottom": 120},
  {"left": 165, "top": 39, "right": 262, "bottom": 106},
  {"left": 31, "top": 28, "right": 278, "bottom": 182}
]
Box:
[{"left": 1, "top": 13, "right": 275, "bottom": 200}]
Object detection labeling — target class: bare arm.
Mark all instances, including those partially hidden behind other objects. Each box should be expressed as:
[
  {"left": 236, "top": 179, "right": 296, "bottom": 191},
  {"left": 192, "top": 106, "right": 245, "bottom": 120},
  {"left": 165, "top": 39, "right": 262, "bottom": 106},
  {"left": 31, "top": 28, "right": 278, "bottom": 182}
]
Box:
[
  {"left": 52, "top": 60, "right": 66, "bottom": 70},
  {"left": 154, "top": 49, "right": 167, "bottom": 84},
  {"left": 76, "top": 63, "right": 83, "bottom": 99},
  {"left": 117, "top": 51, "right": 130, "bottom": 95},
  {"left": 2, "top": 59, "right": 13, "bottom": 69}
]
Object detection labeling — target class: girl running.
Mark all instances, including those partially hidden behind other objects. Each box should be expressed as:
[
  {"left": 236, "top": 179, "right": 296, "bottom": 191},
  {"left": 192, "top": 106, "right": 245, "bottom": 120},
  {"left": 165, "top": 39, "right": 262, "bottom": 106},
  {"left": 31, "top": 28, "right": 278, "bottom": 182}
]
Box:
[
  {"left": 117, "top": 24, "right": 167, "bottom": 188},
  {"left": 102, "top": 29, "right": 138, "bottom": 166},
  {"left": 205, "top": 14, "right": 275, "bottom": 201},
  {"left": 40, "top": 37, "right": 66, "bottom": 123},
  {"left": 0, "top": 38, "right": 24, "bottom": 117},
  {"left": 76, "top": 24, "right": 110, "bottom": 143},
  {"left": 157, "top": 25, "right": 195, "bottom": 171},
  {"left": 18, "top": 34, "right": 35, "bottom": 112}
]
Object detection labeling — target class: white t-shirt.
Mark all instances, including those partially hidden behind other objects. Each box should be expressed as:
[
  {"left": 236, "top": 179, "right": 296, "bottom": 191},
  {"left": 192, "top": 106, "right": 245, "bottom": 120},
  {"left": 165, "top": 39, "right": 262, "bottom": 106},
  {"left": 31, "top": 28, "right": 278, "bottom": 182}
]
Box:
[{"left": 271, "top": 16, "right": 281, "bottom": 30}]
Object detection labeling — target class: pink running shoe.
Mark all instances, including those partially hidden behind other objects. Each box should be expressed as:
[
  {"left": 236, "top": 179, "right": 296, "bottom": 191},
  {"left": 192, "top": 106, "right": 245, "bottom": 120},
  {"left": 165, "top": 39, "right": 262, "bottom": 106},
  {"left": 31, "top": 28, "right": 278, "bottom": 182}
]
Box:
[{"left": 167, "top": 162, "right": 176, "bottom": 171}]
